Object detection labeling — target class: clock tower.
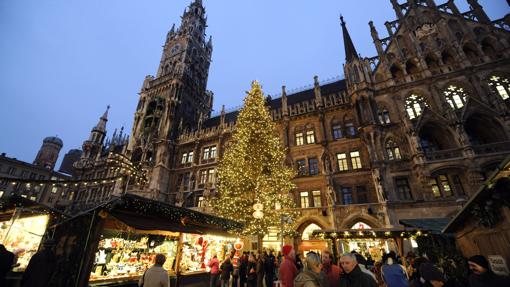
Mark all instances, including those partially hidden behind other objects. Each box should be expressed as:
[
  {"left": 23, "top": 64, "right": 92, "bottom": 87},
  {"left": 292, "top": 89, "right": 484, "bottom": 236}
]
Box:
[{"left": 127, "top": 0, "right": 213, "bottom": 201}]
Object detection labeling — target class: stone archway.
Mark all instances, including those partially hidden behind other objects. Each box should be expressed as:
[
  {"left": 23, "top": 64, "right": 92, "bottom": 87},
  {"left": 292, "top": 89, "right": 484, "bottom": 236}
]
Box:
[{"left": 294, "top": 218, "right": 328, "bottom": 254}]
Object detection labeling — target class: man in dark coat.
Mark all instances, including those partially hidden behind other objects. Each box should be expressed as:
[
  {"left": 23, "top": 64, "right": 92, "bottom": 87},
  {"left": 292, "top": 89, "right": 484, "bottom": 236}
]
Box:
[
  {"left": 239, "top": 252, "right": 248, "bottom": 287},
  {"left": 339, "top": 253, "right": 377, "bottom": 287},
  {"left": 0, "top": 244, "right": 15, "bottom": 287},
  {"left": 264, "top": 251, "right": 276, "bottom": 287},
  {"left": 256, "top": 253, "right": 265, "bottom": 287},
  {"left": 21, "top": 239, "right": 57, "bottom": 287}
]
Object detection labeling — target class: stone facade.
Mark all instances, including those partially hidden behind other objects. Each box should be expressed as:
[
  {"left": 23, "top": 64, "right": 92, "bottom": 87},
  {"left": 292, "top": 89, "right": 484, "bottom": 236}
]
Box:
[{"left": 74, "top": 0, "right": 510, "bottom": 239}]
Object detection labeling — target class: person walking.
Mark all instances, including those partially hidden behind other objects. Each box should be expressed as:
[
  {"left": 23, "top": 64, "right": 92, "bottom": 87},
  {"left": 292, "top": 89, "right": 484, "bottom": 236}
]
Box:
[
  {"left": 322, "top": 250, "right": 341, "bottom": 287},
  {"left": 138, "top": 254, "right": 170, "bottom": 287},
  {"left": 294, "top": 252, "right": 327, "bottom": 287},
  {"left": 21, "top": 239, "right": 57, "bottom": 287},
  {"left": 381, "top": 252, "right": 408, "bottom": 287},
  {"left": 233, "top": 264, "right": 240, "bottom": 287},
  {"left": 279, "top": 245, "right": 299, "bottom": 287},
  {"left": 339, "top": 253, "right": 378, "bottom": 287},
  {"left": 209, "top": 254, "right": 221, "bottom": 287},
  {"left": 247, "top": 254, "right": 258, "bottom": 287},
  {"left": 256, "top": 253, "right": 265, "bottom": 287},
  {"left": 354, "top": 253, "right": 377, "bottom": 282},
  {"left": 265, "top": 250, "right": 276, "bottom": 287},
  {"left": 0, "top": 244, "right": 15, "bottom": 287},
  {"left": 467, "top": 255, "right": 510, "bottom": 287}
]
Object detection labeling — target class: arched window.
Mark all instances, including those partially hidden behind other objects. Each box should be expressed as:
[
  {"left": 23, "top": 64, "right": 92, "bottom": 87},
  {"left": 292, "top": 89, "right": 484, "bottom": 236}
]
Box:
[
  {"left": 302, "top": 223, "right": 321, "bottom": 240},
  {"left": 444, "top": 85, "right": 467, "bottom": 109},
  {"left": 488, "top": 75, "right": 510, "bottom": 100},
  {"left": 405, "top": 94, "right": 429, "bottom": 119},
  {"left": 385, "top": 139, "right": 401, "bottom": 160},
  {"left": 378, "top": 107, "right": 391, "bottom": 124}
]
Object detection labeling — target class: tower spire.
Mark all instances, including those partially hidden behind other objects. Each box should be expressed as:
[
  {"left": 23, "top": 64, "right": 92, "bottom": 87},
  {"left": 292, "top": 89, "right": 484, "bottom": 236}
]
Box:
[
  {"left": 94, "top": 105, "right": 110, "bottom": 132},
  {"left": 340, "top": 16, "right": 359, "bottom": 63}
]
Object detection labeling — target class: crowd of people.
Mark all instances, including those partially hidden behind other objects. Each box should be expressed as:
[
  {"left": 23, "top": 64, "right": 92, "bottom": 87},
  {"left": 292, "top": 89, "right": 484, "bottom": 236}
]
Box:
[{"left": 208, "top": 245, "right": 510, "bottom": 287}]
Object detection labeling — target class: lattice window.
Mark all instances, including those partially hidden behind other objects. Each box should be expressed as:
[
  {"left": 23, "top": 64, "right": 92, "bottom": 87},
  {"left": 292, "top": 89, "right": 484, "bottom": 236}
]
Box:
[{"left": 405, "top": 94, "right": 429, "bottom": 119}]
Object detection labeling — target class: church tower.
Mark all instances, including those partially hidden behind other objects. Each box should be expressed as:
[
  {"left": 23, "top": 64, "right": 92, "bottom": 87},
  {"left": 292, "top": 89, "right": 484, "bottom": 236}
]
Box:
[{"left": 127, "top": 0, "right": 213, "bottom": 201}]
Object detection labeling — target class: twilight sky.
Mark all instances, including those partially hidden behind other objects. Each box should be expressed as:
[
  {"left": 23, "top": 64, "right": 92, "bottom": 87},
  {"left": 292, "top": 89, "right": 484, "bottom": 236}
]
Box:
[{"left": 0, "top": 0, "right": 507, "bottom": 168}]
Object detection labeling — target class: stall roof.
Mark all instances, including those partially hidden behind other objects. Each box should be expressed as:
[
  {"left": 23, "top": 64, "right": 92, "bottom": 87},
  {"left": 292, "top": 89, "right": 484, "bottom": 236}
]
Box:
[
  {"left": 443, "top": 156, "right": 510, "bottom": 233},
  {"left": 0, "top": 195, "right": 70, "bottom": 221},
  {"left": 72, "top": 194, "right": 243, "bottom": 236},
  {"left": 399, "top": 218, "right": 451, "bottom": 234},
  {"left": 312, "top": 227, "right": 427, "bottom": 240}
]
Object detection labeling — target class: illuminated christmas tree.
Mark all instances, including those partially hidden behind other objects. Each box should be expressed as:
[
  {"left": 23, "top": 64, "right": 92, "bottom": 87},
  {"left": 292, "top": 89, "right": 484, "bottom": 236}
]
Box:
[{"left": 211, "top": 81, "right": 297, "bottom": 237}]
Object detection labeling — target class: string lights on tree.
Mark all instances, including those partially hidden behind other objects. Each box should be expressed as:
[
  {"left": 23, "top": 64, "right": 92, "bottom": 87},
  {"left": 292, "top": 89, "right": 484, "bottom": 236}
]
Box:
[{"left": 211, "top": 81, "right": 298, "bottom": 237}]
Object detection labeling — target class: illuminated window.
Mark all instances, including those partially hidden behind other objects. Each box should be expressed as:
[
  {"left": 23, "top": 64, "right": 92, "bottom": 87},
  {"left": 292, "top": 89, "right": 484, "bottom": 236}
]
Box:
[
  {"left": 187, "top": 151, "right": 194, "bottom": 163},
  {"left": 306, "top": 130, "right": 315, "bottom": 144},
  {"left": 296, "top": 159, "right": 307, "bottom": 176},
  {"left": 207, "top": 169, "right": 215, "bottom": 183},
  {"left": 444, "top": 85, "right": 467, "bottom": 109},
  {"left": 199, "top": 170, "right": 207, "bottom": 184},
  {"left": 405, "top": 94, "right": 429, "bottom": 119},
  {"left": 308, "top": 158, "right": 319, "bottom": 175},
  {"left": 197, "top": 196, "right": 205, "bottom": 207},
  {"left": 439, "top": 175, "right": 452, "bottom": 197},
  {"left": 488, "top": 75, "right": 510, "bottom": 100},
  {"left": 312, "top": 190, "right": 321, "bottom": 207},
  {"left": 203, "top": 146, "right": 217, "bottom": 160},
  {"left": 385, "top": 139, "right": 402, "bottom": 160},
  {"left": 332, "top": 124, "right": 343, "bottom": 139},
  {"left": 300, "top": 191, "right": 310, "bottom": 208},
  {"left": 350, "top": 151, "right": 362, "bottom": 169},
  {"left": 336, "top": 153, "right": 348, "bottom": 171},
  {"left": 296, "top": 132, "right": 304, "bottom": 146},
  {"left": 430, "top": 178, "right": 441, "bottom": 197},
  {"left": 51, "top": 187, "right": 58, "bottom": 194},
  {"left": 182, "top": 151, "right": 193, "bottom": 164}
]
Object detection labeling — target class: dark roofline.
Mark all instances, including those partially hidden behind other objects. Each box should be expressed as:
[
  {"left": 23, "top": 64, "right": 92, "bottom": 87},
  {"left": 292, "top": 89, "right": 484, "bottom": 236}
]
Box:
[{"left": 442, "top": 155, "right": 510, "bottom": 233}]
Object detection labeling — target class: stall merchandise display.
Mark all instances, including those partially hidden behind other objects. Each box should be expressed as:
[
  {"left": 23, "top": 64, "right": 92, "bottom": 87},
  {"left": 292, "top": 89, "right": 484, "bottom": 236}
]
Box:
[
  {"left": 179, "top": 233, "right": 237, "bottom": 274},
  {"left": 0, "top": 214, "right": 49, "bottom": 271},
  {"left": 89, "top": 234, "right": 178, "bottom": 283}
]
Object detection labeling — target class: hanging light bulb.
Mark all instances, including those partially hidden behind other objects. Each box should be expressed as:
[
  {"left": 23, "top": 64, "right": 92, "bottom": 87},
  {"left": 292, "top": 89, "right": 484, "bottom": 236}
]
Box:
[
  {"left": 253, "top": 203, "right": 263, "bottom": 211},
  {"left": 252, "top": 210, "right": 264, "bottom": 219}
]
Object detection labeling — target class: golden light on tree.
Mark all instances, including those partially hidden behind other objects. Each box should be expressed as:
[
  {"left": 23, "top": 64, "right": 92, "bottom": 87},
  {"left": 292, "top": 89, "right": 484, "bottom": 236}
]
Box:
[{"left": 211, "top": 81, "right": 297, "bottom": 237}]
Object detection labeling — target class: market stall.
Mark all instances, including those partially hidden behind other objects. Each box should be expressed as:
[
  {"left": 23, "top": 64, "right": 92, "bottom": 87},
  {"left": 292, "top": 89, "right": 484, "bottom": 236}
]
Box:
[
  {"left": 0, "top": 195, "right": 69, "bottom": 285},
  {"left": 48, "top": 194, "right": 243, "bottom": 287},
  {"left": 311, "top": 227, "right": 428, "bottom": 267}
]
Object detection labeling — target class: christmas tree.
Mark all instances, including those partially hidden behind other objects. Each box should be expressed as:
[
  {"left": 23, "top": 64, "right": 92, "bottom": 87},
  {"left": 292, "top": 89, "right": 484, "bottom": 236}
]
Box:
[{"left": 211, "top": 81, "right": 297, "bottom": 237}]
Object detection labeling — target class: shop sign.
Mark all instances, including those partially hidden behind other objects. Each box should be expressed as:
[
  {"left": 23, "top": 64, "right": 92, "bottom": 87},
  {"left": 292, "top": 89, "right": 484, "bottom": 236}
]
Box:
[{"left": 487, "top": 255, "right": 509, "bottom": 276}]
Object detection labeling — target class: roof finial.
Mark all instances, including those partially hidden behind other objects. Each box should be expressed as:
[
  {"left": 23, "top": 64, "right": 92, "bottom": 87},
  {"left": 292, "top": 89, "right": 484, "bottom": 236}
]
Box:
[{"left": 340, "top": 15, "right": 359, "bottom": 63}]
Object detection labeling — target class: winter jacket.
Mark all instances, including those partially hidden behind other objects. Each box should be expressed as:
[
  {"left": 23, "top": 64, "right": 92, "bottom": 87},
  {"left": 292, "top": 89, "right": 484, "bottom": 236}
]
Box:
[
  {"left": 138, "top": 265, "right": 169, "bottom": 287},
  {"left": 265, "top": 254, "right": 276, "bottom": 274},
  {"left": 339, "top": 265, "right": 378, "bottom": 287},
  {"left": 323, "top": 264, "right": 341, "bottom": 287},
  {"left": 468, "top": 272, "right": 510, "bottom": 287},
  {"left": 21, "top": 249, "right": 56, "bottom": 287},
  {"left": 209, "top": 257, "right": 220, "bottom": 274},
  {"left": 247, "top": 262, "right": 257, "bottom": 281},
  {"left": 382, "top": 264, "right": 409, "bottom": 287},
  {"left": 294, "top": 270, "right": 325, "bottom": 287},
  {"left": 221, "top": 261, "right": 234, "bottom": 281},
  {"left": 279, "top": 256, "right": 299, "bottom": 287}
]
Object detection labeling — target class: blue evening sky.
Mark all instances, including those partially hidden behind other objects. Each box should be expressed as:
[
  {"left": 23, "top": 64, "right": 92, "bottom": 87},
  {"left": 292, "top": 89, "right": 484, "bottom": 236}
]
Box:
[{"left": 0, "top": 0, "right": 507, "bottom": 168}]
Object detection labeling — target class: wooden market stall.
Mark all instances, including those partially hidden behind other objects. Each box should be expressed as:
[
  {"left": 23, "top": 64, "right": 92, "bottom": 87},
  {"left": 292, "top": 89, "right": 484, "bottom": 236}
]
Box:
[
  {"left": 47, "top": 194, "right": 243, "bottom": 287},
  {"left": 443, "top": 156, "right": 510, "bottom": 275},
  {"left": 311, "top": 227, "right": 428, "bottom": 268},
  {"left": 0, "top": 195, "right": 69, "bottom": 286}
]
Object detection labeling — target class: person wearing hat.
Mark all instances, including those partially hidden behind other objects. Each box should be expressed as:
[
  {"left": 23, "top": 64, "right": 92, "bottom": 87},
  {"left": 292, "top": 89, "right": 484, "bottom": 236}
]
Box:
[
  {"left": 279, "top": 245, "right": 299, "bottom": 287},
  {"left": 21, "top": 238, "right": 57, "bottom": 287},
  {"left": 408, "top": 263, "right": 445, "bottom": 287},
  {"left": 468, "top": 255, "right": 510, "bottom": 287}
]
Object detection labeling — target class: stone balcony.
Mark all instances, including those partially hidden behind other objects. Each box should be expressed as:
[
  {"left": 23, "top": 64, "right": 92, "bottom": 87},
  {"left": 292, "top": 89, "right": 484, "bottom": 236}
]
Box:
[{"left": 472, "top": 141, "right": 510, "bottom": 155}]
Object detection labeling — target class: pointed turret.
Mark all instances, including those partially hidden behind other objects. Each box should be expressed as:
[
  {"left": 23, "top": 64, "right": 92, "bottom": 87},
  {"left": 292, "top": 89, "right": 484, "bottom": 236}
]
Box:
[
  {"left": 93, "top": 105, "right": 109, "bottom": 133},
  {"left": 340, "top": 16, "right": 359, "bottom": 63}
]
